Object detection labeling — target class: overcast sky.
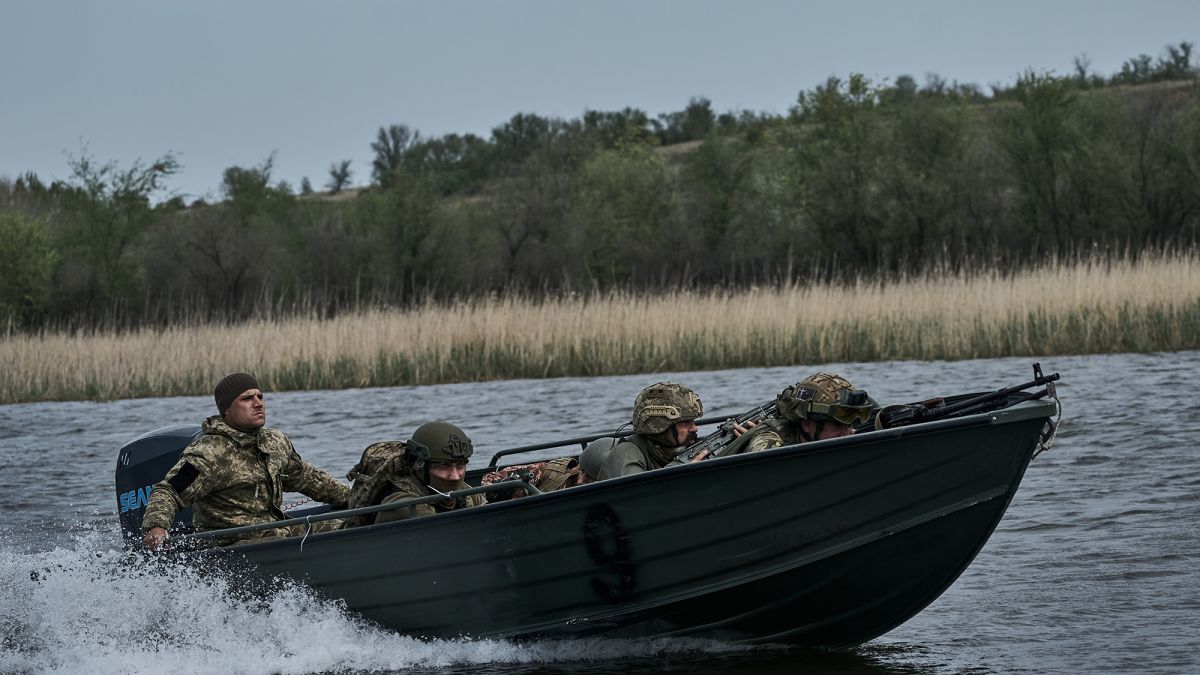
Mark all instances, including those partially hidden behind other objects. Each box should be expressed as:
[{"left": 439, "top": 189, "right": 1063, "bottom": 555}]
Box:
[{"left": 2, "top": 0, "right": 1196, "bottom": 201}]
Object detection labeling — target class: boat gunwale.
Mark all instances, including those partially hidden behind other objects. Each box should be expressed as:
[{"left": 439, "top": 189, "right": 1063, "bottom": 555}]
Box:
[{"left": 207, "top": 398, "right": 1055, "bottom": 555}]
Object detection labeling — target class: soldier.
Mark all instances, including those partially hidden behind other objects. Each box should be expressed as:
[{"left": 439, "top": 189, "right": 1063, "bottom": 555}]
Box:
[
  {"left": 375, "top": 421, "right": 487, "bottom": 523},
  {"left": 141, "top": 372, "right": 350, "bottom": 549},
  {"left": 479, "top": 439, "right": 607, "bottom": 501},
  {"left": 597, "top": 381, "right": 704, "bottom": 479},
  {"left": 723, "top": 373, "right": 875, "bottom": 456}
]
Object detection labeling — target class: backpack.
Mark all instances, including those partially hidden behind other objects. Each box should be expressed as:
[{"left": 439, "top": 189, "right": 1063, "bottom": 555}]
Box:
[{"left": 343, "top": 440, "right": 411, "bottom": 528}]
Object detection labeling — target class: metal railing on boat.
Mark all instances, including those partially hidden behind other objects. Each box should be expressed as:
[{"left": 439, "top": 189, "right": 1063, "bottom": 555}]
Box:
[{"left": 484, "top": 413, "right": 734, "bottom": 468}]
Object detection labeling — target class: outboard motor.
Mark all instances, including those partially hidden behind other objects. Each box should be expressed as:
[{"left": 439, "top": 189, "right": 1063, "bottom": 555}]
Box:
[{"left": 115, "top": 424, "right": 202, "bottom": 543}]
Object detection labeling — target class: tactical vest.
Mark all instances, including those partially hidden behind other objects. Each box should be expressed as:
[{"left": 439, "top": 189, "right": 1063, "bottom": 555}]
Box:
[
  {"left": 343, "top": 440, "right": 411, "bottom": 528},
  {"left": 765, "top": 417, "right": 808, "bottom": 448},
  {"left": 481, "top": 457, "right": 583, "bottom": 502}
]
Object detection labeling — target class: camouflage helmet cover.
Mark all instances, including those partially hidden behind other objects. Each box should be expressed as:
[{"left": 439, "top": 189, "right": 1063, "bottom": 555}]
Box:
[
  {"left": 777, "top": 372, "right": 874, "bottom": 424},
  {"left": 632, "top": 382, "right": 704, "bottom": 434},
  {"left": 408, "top": 421, "right": 474, "bottom": 464}
]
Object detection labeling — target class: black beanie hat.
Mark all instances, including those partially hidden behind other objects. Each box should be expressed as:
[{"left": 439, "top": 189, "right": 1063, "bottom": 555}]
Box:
[{"left": 214, "top": 372, "right": 260, "bottom": 415}]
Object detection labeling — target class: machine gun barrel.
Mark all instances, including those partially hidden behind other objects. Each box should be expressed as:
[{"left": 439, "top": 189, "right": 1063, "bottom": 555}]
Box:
[{"left": 876, "top": 363, "right": 1060, "bottom": 429}]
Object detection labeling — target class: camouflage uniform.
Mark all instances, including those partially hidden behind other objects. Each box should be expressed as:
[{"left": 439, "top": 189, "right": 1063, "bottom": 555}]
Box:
[
  {"left": 722, "top": 417, "right": 804, "bottom": 454},
  {"left": 719, "top": 373, "right": 874, "bottom": 456},
  {"left": 481, "top": 456, "right": 588, "bottom": 500},
  {"left": 597, "top": 381, "right": 703, "bottom": 479},
  {"left": 376, "top": 475, "right": 486, "bottom": 523},
  {"left": 141, "top": 415, "right": 350, "bottom": 545}
]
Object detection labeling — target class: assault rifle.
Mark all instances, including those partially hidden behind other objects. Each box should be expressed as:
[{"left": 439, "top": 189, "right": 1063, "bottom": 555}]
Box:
[
  {"left": 675, "top": 400, "right": 778, "bottom": 463},
  {"left": 482, "top": 468, "right": 538, "bottom": 502},
  {"left": 874, "top": 362, "right": 1060, "bottom": 430}
]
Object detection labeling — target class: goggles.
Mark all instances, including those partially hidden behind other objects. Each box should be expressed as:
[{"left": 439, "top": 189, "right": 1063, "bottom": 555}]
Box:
[
  {"left": 808, "top": 401, "right": 873, "bottom": 425},
  {"left": 792, "top": 386, "right": 874, "bottom": 425}
]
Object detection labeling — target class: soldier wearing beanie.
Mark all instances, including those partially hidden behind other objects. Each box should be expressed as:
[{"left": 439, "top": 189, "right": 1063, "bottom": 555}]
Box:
[{"left": 141, "top": 372, "right": 350, "bottom": 549}]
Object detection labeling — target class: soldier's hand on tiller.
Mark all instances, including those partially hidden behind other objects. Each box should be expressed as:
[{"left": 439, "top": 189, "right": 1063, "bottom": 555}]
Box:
[{"left": 143, "top": 527, "right": 169, "bottom": 551}]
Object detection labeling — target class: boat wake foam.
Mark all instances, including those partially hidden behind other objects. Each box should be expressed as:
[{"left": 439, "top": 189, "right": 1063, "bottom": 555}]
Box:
[{"left": 0, "top": 526, "right": 751, "bottom": 675}]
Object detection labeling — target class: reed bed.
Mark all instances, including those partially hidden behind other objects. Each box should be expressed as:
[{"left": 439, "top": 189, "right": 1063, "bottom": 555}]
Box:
[{"left": 2, "top": 252, "right": 1197, "bottom": 404}]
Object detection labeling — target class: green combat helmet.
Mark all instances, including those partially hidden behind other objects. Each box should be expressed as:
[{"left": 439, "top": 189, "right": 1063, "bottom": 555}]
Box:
[
  {"left": 579, "top": 437, "right": 616, "bottom": 480},
  {"left": 632, "top": 382, "right": 704, "bottom": 434},
  {"left": 777, "top": 373, "right": 875, "bottom": 426},
  {"left": 407, "top": 421, "right": 474, "bottom": 483}
]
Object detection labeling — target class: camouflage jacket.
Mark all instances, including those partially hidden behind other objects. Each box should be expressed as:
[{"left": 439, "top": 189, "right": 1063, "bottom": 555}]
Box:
[
  {"left": 480, "top": 456, "right": 586, "bottom": 501},
  {"left": 141, "top": 416, "right": 350, "bottom": 544},
  {"left": 724, "top": 416, "right": 805, "bottom": 455},
  {"left": 598, "top": 434, "right": 676, "bottom": 479},
  {"left": 375, "top": 474, "right": 486, "bottom": 523}
]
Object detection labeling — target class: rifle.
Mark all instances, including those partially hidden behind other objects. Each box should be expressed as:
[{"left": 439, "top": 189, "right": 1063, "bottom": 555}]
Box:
[
  {"left": 482, "top": 468, "right": 539, "bottom": 502},
  {"left": 875, "top": 362, "right": 1061, "bottom": 430},
  {"left": 674, "top": 400, "right": 778, "bottom": 463}
]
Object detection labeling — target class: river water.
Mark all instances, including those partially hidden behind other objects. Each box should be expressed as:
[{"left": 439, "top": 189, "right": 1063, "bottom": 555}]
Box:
[{"left": 1, "top": 352, "right": 1197, "bottom": 674}]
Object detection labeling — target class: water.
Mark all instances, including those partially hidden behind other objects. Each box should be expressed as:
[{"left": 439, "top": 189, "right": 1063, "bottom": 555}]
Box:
[{"left": 1, "top": 352, "right": 1198, "bottom": 674}]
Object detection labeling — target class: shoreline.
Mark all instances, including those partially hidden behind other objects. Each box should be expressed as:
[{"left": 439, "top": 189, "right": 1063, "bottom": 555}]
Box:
[{"left": 2, "top": 253, "right": 1197, "bottom": 405}]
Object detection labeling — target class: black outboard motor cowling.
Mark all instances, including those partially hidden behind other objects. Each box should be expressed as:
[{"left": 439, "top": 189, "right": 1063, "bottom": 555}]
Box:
[{"left": 115, "top": 424, "right": 201, "bottom": 543}]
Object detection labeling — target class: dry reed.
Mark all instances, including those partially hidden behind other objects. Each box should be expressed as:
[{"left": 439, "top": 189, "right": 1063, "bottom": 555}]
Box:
[{"left": 2, "top": 252, "right": 1197, "bottom": 404}]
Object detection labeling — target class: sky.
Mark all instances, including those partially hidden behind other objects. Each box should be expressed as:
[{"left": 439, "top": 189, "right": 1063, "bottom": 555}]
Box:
[{"left": 2, "top": 0, "right": 1197, "bottom": 201}]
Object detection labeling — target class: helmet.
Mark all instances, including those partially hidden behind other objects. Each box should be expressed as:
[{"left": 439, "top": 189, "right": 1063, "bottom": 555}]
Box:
[
  {"left": 776, "top": 373, "right": 874, "bottom": 425},
  {"left": 632, "top": 382, "right": 704, "bottom": 434},
  {"left": 407, "top": 421, "right": 474, "bottom": 464},
  {"left": 579, "top": 437, "right": 618, "bottom": 479}
]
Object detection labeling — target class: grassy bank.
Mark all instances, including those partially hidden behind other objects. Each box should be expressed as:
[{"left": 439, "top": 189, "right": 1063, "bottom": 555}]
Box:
[{"left": 2, "top": 252, "right": 1197, "bottom": 404}]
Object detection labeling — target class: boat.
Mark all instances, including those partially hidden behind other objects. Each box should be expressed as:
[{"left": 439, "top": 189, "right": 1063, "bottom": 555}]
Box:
[{"left": 113, "top": 379, "right": 1060, "bottom": 647}]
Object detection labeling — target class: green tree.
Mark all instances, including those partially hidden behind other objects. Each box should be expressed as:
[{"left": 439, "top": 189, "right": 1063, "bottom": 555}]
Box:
[
  {"left": 1158, "top": 41, "right": 1197, "bottom": 80},
  {"left": 371, "top": 124, "right": 420, "bottom": 186},
  {"left": 0, "top": 212, "right": 58, "bottom": 326},
  {"left": 1105, "top": 84, "right": 1200, "bottom": 245},
  {"left": 483, "top": 140, "right": 582, "bottom": 285},
  {"left": 402, "top": 133, "right": 492, "bottom": 195},
  {"left": 140, "top": 154, "right": 295, "bottom": 315},
  {"left": 875, "top": 94, "right": 982, "bottom": 267},
  {"left": 583, "top": 107, "right": 656, "bottom": 148},
  {"left": 327, "top": 160, "right": 353, "bottom": 194},
  {"left": 570, "top": 143, "right": 677, "bottom": 284},
  {"left": 654, "top": 97, "right": 716, "bottom": 144},
  {"left": 787, "top": 74, "right": 887, "bottom": 271},
  {"left": 56, "top": 149, "right": 180, "bottom": 311},
  {"left": 490, "top": 113, "right": 553, "bottom": 167},
  {"left": 998, "top": 71, "right": 1083, "bottom": 254},
  {"left": 221, "top": 154, "right": 294, "bottom": 224},
  {"left": 1117, "top": 42, "right": 1199, "bottom": 84}
]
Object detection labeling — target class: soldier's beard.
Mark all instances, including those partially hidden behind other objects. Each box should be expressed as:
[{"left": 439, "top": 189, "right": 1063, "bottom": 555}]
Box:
[{"left": 653, "top": 427, "right": 694, "bottom": 448}]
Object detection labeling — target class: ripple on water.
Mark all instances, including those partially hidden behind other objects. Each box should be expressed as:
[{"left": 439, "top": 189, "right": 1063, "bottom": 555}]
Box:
[{"left": 3, "top": 351, "right": 1200, "bottom": 674}]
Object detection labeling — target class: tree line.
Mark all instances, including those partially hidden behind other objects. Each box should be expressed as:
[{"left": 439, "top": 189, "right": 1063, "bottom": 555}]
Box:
[{"left": 2, "top": 42, "right": 1198, "bottom": 329}]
